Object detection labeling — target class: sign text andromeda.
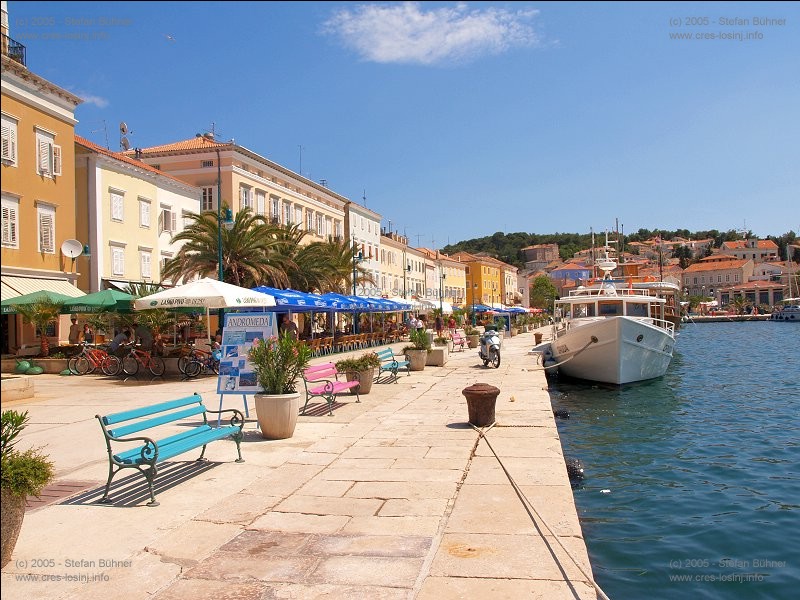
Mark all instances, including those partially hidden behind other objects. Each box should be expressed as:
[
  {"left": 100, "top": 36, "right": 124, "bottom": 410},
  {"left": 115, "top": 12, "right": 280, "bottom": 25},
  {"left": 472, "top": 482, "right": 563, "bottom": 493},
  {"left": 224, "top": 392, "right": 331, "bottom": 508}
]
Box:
[{"left": 226, "top": 315, "right": 272, "bottom": 327}]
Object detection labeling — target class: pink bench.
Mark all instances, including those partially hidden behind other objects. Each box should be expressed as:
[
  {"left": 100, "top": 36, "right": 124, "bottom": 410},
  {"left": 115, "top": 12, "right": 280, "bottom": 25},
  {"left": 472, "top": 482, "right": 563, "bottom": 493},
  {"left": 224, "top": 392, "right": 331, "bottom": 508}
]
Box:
[
  {"left": 301, "top": 362, "right": 360, "bottom": 416},
  {"left": 451, "top": 332, "right": 467, "bottom": 352}
]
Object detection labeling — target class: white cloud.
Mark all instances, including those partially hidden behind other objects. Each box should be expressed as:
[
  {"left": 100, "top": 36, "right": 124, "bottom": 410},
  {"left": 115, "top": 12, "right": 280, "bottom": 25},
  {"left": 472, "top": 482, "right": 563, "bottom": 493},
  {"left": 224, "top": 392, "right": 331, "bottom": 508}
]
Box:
[
  {"left": 74, "top": 92, "right": 110, "bottom": 108},
  {"left": 323, "top": 2, "right": 540, "bottom": 66}
]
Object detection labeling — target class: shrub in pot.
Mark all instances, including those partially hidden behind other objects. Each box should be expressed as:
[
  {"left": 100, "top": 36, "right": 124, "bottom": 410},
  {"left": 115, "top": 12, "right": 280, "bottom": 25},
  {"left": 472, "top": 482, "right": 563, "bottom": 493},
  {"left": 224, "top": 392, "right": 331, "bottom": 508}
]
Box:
[
  {"left": 1, "top": 410, "right": 55, "bottom": 568},
  {"left": 335, "top": 352, "right": 381, "bottom": 395}
]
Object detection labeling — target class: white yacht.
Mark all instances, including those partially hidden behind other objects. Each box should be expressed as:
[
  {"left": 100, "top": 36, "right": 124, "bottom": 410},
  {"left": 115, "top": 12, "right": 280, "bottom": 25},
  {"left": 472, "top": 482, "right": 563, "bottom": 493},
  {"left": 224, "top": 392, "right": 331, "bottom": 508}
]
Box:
[{"left": 548, "top": 258, "right": 677, "bottom": 385}]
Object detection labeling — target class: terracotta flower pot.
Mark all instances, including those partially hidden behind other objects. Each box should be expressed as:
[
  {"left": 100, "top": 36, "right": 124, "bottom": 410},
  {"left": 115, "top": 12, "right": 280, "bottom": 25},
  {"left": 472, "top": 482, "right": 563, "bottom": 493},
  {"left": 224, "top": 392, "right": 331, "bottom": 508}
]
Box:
[
  {"left": 345, "top": 368, "right": 374, "bottom": 395},
  {"left": 1, "top": 488, "right": 27, "bottom": 568},
  {"left": 462, "top": 383, "right": 500, "bottom": 427},
  {"left": 254, "top": 392, "right": 301, "bottom": 439}
]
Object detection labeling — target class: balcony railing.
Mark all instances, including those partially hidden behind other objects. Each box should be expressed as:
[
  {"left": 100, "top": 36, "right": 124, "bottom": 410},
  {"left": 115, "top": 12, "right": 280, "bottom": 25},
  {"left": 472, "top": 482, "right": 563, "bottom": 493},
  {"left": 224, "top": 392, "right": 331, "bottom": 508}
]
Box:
[{"left": 2, "top": 34, "right": 26, "bottom": 67}]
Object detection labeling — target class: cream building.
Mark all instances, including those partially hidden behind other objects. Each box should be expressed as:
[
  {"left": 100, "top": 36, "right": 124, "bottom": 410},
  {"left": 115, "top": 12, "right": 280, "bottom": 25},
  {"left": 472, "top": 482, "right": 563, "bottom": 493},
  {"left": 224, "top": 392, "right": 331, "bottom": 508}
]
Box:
[
  {"left": 75, "top": 136, "right": 201, "bottom": 292},
  {"left": 130, "top": 134, "right": 347, "bottom": 250},
  {"left": 347, "top": 202, "right": 381, "bottom": 296}
]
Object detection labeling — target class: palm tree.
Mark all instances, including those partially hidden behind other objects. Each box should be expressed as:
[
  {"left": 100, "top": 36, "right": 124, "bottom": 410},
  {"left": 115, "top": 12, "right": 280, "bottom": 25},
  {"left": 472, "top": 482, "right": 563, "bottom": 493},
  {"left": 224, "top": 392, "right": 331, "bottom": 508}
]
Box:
[
  {"left": 14, "top": 300, "right": 63, "bottom": 357},
  {"left": 307, "top": 236, "right": 375, "bottom": 294},
  {"left": 161, "top": 206, "right": 287, "bottom": 287}
]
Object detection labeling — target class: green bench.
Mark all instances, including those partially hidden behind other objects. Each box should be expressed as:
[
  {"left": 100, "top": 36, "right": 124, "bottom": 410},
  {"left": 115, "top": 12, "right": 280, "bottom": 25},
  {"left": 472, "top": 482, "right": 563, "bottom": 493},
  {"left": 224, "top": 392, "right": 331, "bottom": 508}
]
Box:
[
  {"left": 375, "top": 347, "right": 410, "bottom": 383},
  {"left": 96, "top": 393, "right": 245, "bottom": 506}
]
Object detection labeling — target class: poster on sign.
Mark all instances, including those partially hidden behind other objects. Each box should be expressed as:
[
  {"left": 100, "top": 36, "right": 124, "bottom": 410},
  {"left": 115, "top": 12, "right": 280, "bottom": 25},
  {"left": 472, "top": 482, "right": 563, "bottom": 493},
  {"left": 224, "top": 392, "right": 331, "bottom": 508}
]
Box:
[{"left": 216, "top": 312, "right": 277, "bottom": 394}]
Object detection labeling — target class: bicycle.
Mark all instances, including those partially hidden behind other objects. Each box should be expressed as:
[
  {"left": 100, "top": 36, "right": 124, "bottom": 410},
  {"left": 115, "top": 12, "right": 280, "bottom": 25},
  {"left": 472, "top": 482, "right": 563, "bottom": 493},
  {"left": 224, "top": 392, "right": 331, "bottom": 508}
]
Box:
[
  {"left": 68, "top": 342, "right": 121, "bottom": 376},
  {"left": 177, "top": 342, "right": 215, "bottom": 375},
  {"left": 183, "top": 348, "right": 221, "bottom": 378},
  {"left": 120, "top": 344, "right": 166, "bottom": 376}
]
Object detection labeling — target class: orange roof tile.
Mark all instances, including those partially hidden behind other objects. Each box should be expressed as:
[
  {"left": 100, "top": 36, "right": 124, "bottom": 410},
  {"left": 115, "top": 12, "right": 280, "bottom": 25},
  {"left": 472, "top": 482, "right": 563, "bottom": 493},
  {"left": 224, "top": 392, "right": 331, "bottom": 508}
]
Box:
[
  {"left": 684, "top": 259, "right": 749, "bottom": 272},
  {"left": 129, "top": 136, "right": 232, "bottom": 155},
  {"left": 75, "top": 136, "right": 195, "bottom": 188},
  {"left": 721, "top": 239, "right": 779, "bottom": 250}
]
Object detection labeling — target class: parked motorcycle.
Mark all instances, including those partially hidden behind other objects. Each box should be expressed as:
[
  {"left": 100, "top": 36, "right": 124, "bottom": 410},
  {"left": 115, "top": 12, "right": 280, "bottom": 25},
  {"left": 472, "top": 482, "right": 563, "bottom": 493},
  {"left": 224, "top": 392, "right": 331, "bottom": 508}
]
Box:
[{"left": 478, "top": 327, "right": 501, "bottom": 368}]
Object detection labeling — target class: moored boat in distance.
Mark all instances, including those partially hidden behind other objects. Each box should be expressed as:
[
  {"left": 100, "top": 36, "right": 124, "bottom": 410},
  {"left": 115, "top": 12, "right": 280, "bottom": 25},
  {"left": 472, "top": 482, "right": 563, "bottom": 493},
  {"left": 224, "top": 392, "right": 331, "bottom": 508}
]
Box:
[
  {"left": 770, "top": 302, "right": 800, "bottom": 321},
  {"left": 547, "top": 256, "right": 677, "bottom": 385}
]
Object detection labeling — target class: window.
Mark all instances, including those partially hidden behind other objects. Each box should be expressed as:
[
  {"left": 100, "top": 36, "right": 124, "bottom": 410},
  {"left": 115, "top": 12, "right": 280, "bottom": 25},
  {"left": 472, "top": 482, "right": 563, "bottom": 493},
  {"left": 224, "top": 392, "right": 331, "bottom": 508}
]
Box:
[
  {"left": 139, "top": 198, "right": 151, "bottom": 228},
  {"left": 306, "top": 209, "right": 314, "bottom": 231},
  {"left": 256, "top": 190, "right": 266, "bottom": 215},
  {"left": 140, "top": 250, "right": 152, "bottom": 279},
  {"left": 159, "top": 207, "right": 177, "bottom": 233},
  {"left": 283, "top": 202, "right": 292, "bottom": 224},
  {"left": 2, "top": 195, "right": 19, "bottom": 248},
  {"left": 270, "top": 196, "right": 280, "bottom": 221},
  {"left": 202, "top": 187, "right": 214, "bottom": 212},
  {"left": 110, "top": 190, "right": 124, "bottom": 221},
  {"left": 201, "top": 160, "right": 214, "bottom": 168},
  {"left": 316, "top": 214, "right": 323, "bottom": 236},
  {"left": 111, "top": 246, "right": 125, "bottom": 276},
  {"left": 295, "top": 206, "right": 302, "bottom": 226},
  {"left": 35, "top": 129, "right": 61, "bottom": 177},
  {"left": 239, "top": 186, "right": 252, "bottom": 210},
  {"left": 1, "top": 114, "right": 18, "bottom": 165},
  {"left": 37, "top": 204, "right": 55, "bottom": 254}
]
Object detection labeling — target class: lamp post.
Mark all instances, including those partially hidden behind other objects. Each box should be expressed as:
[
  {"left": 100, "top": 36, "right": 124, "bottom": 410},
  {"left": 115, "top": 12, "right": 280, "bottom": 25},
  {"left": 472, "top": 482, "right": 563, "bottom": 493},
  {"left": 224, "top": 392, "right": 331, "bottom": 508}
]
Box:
[
  {"left": 439, "top": 267, "right": 445, "bottom": 314},
  {"left": 216, "top": 148, "right": 223, "bottom": 282},
  {"left": 403, "top": 262, "right": 411, "bottom": 299},
  {"left": 352, "top": 235, "right": 363, "bottom": 333}
]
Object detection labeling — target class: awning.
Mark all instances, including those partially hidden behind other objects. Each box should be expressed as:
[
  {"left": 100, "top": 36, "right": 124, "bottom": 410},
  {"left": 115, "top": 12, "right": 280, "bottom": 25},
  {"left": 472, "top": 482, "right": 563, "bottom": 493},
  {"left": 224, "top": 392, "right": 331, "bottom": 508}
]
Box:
[
  {"left": 1, "top": 275, "right": 84, "bottom": 301},
  {"left": 104, "top": 279, "right": 131, "bottom": 292}
]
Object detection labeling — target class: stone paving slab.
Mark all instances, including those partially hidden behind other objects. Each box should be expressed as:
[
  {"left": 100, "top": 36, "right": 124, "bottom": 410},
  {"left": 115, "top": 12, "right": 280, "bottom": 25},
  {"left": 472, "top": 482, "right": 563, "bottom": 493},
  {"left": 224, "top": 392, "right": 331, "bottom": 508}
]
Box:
[{"left": 1, "top": 329, "right": 598, "bottom": 599}]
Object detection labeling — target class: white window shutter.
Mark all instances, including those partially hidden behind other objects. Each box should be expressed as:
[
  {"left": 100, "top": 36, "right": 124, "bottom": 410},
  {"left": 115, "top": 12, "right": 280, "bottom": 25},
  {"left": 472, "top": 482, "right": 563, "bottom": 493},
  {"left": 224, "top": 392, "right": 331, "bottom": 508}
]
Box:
[
  {"left": 158, "top": 209, "right": 164, "bottom": 233},
  {"left": 170, "top": 211, "right": 177, "bottom": 232},
  {"left": 1, "top": 123, "right": 17, "bottom": 162},
  {"left": 39, "top": 212, "right": 55, "bottom": 253},
  {"left": 38, "top": 139, "right": 51, "bottom": 175},
  {"left": 53, "top": 145, "right": 62, "bottom": 175},
  {"left": 2, "top": 205, "right": 18, "bottom": 245}
]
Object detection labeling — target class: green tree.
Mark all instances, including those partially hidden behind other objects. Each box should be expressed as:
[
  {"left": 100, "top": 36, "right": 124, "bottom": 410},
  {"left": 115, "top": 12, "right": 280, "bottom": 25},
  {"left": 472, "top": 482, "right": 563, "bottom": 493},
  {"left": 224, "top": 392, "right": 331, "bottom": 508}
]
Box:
[
  {"left": 162, "top": 206, "right": 288, "bottom": 287},
  {"left": 529, "top": 276, "right": 558, "bottom": 309},
  {"left": 14, "top": 300, "right": 64, "bottom": 357}
]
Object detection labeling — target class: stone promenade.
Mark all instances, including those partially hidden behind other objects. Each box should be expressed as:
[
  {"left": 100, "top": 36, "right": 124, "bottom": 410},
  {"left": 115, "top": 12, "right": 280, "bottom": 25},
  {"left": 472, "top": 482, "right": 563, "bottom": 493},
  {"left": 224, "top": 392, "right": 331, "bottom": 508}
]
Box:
[{"left": 1, "top": 329, "right": 597, "bottom": 599}]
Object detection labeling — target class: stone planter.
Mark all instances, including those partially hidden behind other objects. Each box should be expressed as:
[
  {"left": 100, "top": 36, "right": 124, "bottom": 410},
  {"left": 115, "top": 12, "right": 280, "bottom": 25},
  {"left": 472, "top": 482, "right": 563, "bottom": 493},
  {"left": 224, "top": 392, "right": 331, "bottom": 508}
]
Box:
[
  {"left": 254, "top": 392, "right": 301, "bottom": 439},
  {"left": 510, "top": 327, "right": 518, "bottom": 337},
  {"left": 467, "top": 334, "right": 479, "bottom": 349},
  {"left": 462, "top": 383, "right": 500, "bottom": 427},
  {"left": 426, "top": 347, "right": 448, "bottom": 367},
  {"left": 534, "top": 332, "right": 544, "bottom": 345},
  {"left": 344, "top": 368, "right": 374, "bottom": 395},
  {"left": 405, "top": 349, "right": 427, "bottom": 371},
  {"left": 1, "top": 488, "right": 26, "bottom": 568}
]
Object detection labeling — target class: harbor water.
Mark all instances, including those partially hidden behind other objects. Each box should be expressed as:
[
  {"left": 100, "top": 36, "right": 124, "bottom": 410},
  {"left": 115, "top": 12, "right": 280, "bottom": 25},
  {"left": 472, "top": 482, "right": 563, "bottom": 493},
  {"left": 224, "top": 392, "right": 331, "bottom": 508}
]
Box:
[{"left": 550, "top": 321, "right": 799, "bottom": 599}]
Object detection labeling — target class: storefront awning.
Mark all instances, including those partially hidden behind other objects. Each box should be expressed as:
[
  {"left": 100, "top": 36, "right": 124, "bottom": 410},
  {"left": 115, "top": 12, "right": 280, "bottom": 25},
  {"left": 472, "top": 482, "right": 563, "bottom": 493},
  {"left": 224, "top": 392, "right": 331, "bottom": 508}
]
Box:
[{"left": 1, "top": 275, "right": 84, "bottom": 301}]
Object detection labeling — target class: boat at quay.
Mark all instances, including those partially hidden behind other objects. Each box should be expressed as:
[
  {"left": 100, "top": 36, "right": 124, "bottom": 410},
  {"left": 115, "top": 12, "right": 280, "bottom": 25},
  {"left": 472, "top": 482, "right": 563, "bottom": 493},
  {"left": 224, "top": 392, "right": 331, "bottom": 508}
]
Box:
[{"left": 545, "top": 254, "right": 677, "bottom": 385}]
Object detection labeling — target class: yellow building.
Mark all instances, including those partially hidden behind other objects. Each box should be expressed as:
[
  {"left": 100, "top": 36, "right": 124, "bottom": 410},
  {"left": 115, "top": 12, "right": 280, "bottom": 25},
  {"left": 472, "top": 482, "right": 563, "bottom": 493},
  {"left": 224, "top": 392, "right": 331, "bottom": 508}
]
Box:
[
  {"left": 2, "top": 32, "right": 83, "bottom": 353},
  {"left": 452, "top": 251, "right": 503, "bottom": 309},
  {"left": 75, "top": 136, "right": 201, "bottom": 292},
  {"left": 130, "top": 135, "right": 347, "bottom": 249}
]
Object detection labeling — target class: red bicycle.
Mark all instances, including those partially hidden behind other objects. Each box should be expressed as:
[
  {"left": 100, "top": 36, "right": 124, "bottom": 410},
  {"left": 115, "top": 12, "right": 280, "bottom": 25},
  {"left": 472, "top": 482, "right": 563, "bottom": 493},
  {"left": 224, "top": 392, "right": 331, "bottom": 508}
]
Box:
[
  {"left": 121, "top": 344, "right": 166, "bottom": 376},
  {"left": 68, "top": 342, "right": 120, "bottom": 376}
]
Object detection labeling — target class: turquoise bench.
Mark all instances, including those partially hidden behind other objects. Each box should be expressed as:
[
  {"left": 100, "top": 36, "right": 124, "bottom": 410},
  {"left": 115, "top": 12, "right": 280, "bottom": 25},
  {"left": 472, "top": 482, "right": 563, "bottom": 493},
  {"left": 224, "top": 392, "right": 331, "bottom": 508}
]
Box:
[
  {"left": 375, "top": 347, "right": 410, "bottom": 383},
  {"left": 96, "top": 393, "right": 244, "bottom": 506},
  {"left": 302, "top": 362, "right": 360, "bottom": 416}
]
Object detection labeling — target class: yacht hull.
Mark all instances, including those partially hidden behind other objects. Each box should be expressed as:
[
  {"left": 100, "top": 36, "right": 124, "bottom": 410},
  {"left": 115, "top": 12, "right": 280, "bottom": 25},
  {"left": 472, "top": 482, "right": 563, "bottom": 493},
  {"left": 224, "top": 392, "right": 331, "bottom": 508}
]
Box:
[{"left": 551, "top": 317, "right": 674, "bottom": 385}]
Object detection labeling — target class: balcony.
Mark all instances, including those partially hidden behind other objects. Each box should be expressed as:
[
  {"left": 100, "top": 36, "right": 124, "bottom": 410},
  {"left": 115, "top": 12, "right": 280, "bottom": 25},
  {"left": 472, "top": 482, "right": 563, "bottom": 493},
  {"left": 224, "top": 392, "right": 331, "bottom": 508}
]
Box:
[{"left": 2, "top": 34, "right": 26, "bottom": 67}]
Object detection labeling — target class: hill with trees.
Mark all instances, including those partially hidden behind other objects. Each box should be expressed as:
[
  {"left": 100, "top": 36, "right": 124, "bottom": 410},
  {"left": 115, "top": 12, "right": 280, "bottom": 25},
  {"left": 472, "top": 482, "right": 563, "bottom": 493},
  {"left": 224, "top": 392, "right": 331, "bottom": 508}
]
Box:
[{"left": 442, "top": 229, "right": 798, "bottom": 269}]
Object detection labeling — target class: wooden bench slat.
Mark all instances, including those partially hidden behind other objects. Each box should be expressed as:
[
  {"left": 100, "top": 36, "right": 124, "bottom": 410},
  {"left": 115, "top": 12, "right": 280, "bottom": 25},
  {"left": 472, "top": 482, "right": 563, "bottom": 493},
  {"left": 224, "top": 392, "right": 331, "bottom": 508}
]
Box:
[
  {"left": 108, "top": 404, "right": 206, "bottom": 438},
  {"left": 102, "top": 394, "right": 206, "bottom": 426}
]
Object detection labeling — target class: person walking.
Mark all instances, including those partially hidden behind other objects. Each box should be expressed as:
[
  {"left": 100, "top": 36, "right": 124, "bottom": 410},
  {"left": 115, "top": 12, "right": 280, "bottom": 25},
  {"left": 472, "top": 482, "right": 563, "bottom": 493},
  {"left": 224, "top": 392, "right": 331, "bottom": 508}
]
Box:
[
  {"left": 68, "top": 316, "right": 82, "bottom": 344},
  {"left": 280, "top": 314, "right": 299, "bottom": 340},
  {"left": 435, "top": 314, "right": 444, "bottom": 337}
]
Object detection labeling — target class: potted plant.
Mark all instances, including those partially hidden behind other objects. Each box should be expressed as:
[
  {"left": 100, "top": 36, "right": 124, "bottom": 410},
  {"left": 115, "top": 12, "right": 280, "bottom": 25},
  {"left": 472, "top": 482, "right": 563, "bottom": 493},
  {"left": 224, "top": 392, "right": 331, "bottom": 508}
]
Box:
[
  {"left": 335, "top": 352, "right": 381, "bottom": 395},
  {"left": 404, "top": 329, "right": 430, "bottom": 371},
  {"left": 14, "top": 299, "right": 64, "bottom": 357},
  {"left": 248, "top": 331, "right": 312, "bottom": 439},
  {"left": 1, "top": 410, "right": 55, "bottom": 568},
  {"left": 465, "top": 327, "right": 480, "bottom": 349}
]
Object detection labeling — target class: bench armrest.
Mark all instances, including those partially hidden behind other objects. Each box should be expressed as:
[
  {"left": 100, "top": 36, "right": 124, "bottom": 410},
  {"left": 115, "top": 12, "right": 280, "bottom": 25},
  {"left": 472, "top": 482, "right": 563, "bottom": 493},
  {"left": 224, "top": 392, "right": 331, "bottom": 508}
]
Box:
[
  {"left": 205, "top": 407, "right": 245, "bottom": 431},
  {"left": 105, "top": 434, "right": 159, "bottom": 463}
]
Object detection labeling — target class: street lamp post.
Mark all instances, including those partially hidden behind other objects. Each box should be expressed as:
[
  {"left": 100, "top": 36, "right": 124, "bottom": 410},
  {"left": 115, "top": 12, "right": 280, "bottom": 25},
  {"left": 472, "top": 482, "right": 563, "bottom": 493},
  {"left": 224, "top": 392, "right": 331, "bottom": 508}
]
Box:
[
  {"left": 216, "top": 148, "right": 223, "bottom": 282},
  {"left": 403, "top": 262, "right": 411, "bottom": 299},
  {"left": 439, "top": 267, "right": 445, "bottom": 314},
  {"left": 352, "top": 235, "right": 363, "bottom": 333}
]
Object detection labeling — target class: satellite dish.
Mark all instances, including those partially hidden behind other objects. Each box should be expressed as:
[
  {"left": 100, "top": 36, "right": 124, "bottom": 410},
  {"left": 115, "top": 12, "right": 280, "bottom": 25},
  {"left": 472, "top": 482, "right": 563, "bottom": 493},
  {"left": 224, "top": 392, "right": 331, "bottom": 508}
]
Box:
[
  {"left": 61, "top": 239, "right": 84, "bottom": 259},
  {"left": 121, "top": 136, "right": 131, "bottom": 151},
  {"left": 120, "top": 122, "right": 129, "bottom": 134}
]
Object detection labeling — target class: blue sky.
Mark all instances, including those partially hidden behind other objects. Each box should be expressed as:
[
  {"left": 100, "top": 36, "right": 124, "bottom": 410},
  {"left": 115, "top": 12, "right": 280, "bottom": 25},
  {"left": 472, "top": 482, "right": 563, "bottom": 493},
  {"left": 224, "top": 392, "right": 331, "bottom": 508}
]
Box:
[{"left": 10, "top": 1, "right": 799, "bottom": 247}]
